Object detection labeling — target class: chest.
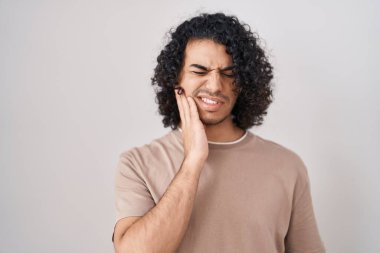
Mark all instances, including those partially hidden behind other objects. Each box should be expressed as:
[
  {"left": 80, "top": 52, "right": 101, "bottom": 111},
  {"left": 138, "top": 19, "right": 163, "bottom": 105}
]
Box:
[{"left": 192, "top": 155, "right": 294, "bottom": 234}]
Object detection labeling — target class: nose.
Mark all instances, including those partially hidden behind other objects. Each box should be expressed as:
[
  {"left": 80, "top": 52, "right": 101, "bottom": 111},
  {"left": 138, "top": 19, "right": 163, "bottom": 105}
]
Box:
[{"left": 205, "top": 69, "right": 223, "bottom": 92}]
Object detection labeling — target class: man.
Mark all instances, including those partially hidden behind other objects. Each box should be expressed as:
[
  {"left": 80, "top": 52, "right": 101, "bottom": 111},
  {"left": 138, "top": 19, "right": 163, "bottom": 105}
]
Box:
[{"left": 112, "top": 13, "right": 326, "bottom": 253}]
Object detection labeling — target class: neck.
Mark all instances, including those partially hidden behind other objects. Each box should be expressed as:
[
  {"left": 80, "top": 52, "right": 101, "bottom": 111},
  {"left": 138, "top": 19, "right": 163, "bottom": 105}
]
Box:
[{"left": 179, "top": 118, "right": 245, "bottom": 142}]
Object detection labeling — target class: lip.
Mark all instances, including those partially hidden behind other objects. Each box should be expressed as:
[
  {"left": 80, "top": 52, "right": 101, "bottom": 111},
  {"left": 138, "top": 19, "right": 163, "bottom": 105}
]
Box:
[
  {"left": 197, "top": 95, "right": 224, "bottom": 103},
  {"left": 196, "top": 96, "right": 224, "bottom": 112}
]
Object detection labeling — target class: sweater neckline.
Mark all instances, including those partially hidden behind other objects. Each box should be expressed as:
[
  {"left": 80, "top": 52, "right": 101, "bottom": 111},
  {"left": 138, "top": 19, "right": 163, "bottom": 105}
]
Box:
[{"left": 173, "top": 127, "right": 255, "bottom": 150}]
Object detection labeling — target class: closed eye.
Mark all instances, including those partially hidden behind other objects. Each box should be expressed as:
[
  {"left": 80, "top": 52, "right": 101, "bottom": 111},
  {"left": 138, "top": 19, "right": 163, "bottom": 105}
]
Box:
[
  {"left": 191, "top": 71, "right": 207, "bottom": 75},
  {"left": 191, "top": 71, "right": 235, "bottom": 78},
  {"left": 222, "top": 73, "right": 235, "bottom": 78}
]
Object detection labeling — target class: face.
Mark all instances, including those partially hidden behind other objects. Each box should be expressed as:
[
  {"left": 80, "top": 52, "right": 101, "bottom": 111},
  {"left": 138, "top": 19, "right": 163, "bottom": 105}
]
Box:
[{"left": 177, "top": 39, "right": 239, "bottom": 126}]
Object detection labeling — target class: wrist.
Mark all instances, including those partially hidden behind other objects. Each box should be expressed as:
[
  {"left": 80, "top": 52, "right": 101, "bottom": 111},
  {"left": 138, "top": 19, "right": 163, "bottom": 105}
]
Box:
[
  {"left": 185, "top": 154, "right": 206, "bottom": 165},
  {"left": 183, "top": 155, "right": 206, "bottom": 171}
]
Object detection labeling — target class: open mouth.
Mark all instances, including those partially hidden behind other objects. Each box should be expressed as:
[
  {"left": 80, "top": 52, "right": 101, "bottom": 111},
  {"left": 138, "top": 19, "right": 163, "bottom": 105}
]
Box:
[
  {"left": 196, "top": 96, "right": 224, "bottom": 111},
  {"left": 199, "top": 97, "right": 220, "bottom": 105}
]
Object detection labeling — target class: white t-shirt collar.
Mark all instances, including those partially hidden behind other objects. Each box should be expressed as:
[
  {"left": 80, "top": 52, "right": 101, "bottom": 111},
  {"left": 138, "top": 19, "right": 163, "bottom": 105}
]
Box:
[{"left": 177, "top": 127, "right": 248, "bottom": 145}]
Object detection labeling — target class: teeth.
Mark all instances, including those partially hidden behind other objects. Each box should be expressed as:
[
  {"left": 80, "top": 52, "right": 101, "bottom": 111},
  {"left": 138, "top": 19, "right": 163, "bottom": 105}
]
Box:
[{"left": 201, "top": 97, "right": 218, "bottom": 104}]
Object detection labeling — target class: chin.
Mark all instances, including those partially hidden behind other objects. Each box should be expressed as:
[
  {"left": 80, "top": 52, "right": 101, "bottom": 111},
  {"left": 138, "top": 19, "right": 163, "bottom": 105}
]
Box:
[{"left": 199, "top": 113, "right": 230, "bottom": 126}]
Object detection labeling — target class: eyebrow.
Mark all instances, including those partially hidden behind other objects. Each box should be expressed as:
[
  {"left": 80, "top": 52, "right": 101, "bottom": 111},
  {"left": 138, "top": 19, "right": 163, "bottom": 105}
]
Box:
[{"left": 189, "top": 64, "right": 235, "bottom": 71}]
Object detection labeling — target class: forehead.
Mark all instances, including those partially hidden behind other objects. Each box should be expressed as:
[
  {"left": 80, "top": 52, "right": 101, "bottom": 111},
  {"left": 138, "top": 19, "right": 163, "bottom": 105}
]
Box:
[{"left": 183, "top": 39, "right": 232, "bottom": 67}]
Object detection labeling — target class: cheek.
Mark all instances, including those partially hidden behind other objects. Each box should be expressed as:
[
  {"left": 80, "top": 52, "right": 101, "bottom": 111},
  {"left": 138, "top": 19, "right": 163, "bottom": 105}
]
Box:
[
  {"left": 228, "top": 90, "right": 239, "bottom": 107},
  {"left": 179, "top": 76, "right": 204, "bottom": 96}
]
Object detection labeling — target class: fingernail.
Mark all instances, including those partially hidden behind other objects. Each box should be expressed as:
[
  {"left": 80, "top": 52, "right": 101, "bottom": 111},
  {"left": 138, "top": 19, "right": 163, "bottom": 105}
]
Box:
[{"left": 174, "top": 87, "right": 184, "bottom": 95}]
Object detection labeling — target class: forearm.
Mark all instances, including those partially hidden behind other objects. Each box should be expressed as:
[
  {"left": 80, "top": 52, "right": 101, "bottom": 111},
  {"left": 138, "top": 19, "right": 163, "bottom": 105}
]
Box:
[{"left": 117, "top": 158, "right": 203, "bottom": 253}]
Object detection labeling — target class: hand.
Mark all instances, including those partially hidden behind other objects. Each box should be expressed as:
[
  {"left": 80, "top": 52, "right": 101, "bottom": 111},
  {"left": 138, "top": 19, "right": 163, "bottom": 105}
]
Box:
[{"left": 174, "top": 87, "right": 209, "bottom": 166}]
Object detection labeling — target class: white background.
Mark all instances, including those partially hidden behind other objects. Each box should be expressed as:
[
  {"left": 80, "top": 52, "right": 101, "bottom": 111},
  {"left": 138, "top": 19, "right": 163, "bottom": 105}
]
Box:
[{"left": 0, "top": 0, "right": 379, "bottom": 252}]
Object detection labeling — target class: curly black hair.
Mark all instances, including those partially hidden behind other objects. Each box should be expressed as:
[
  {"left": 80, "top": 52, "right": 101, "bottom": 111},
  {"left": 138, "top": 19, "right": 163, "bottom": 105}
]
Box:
[{"left": 151, "top": 12, "right": 274, "bottom": 131}]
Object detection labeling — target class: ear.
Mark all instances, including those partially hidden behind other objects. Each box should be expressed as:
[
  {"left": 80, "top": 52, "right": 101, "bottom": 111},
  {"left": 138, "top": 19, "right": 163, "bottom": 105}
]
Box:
[{"left": 233, "top": 85, "right": 243, "bottom": 97}]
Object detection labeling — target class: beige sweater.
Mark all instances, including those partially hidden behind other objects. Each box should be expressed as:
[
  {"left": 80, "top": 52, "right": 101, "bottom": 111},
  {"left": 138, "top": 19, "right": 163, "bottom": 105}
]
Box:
[{"left": 115, "top": 129, "right": 326, "bottom": 253}]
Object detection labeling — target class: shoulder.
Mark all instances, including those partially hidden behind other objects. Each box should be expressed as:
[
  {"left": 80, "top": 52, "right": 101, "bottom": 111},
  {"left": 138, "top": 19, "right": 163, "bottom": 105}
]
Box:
[
  {"left": 118, "top": 130, "right": 181, "bottom": 170},
  {"left": 252, "top": 133, "right": 309, "bottom": 179}
]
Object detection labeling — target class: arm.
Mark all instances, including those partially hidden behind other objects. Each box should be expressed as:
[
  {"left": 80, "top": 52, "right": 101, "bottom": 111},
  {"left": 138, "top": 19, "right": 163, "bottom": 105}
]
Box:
[
  {"left": 285, "top": 166, "right": 326, "bottom": 253},
  {"left": 113, "top": 157, "right": 203, "bottom": 253},
  {"left": 113, "top": 88, "right": 208, "bottom": 253}
]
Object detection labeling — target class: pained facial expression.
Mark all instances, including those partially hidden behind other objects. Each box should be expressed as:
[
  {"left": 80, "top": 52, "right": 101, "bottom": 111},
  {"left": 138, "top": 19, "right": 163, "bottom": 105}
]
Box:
[{"left": 177, "top": 39, "right": 239, "bottom": 126}]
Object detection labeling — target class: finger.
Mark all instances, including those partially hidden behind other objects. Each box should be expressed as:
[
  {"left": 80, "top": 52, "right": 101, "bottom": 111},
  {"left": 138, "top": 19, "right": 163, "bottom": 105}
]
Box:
[
  {"left": 174, "top": 89, "right": 186, "bottom": 127},
  {"left": 180, "top": 92, "right": 191, "bottom": 125},
  {"left": 187, "top": 96, "right": 200, "bottom": 121}
]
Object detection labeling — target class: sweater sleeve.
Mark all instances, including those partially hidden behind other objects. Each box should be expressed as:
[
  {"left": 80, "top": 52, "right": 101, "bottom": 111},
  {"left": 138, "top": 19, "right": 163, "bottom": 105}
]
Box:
[{"left": 284, "top": 160, "right": 326, "bottom": 253}]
